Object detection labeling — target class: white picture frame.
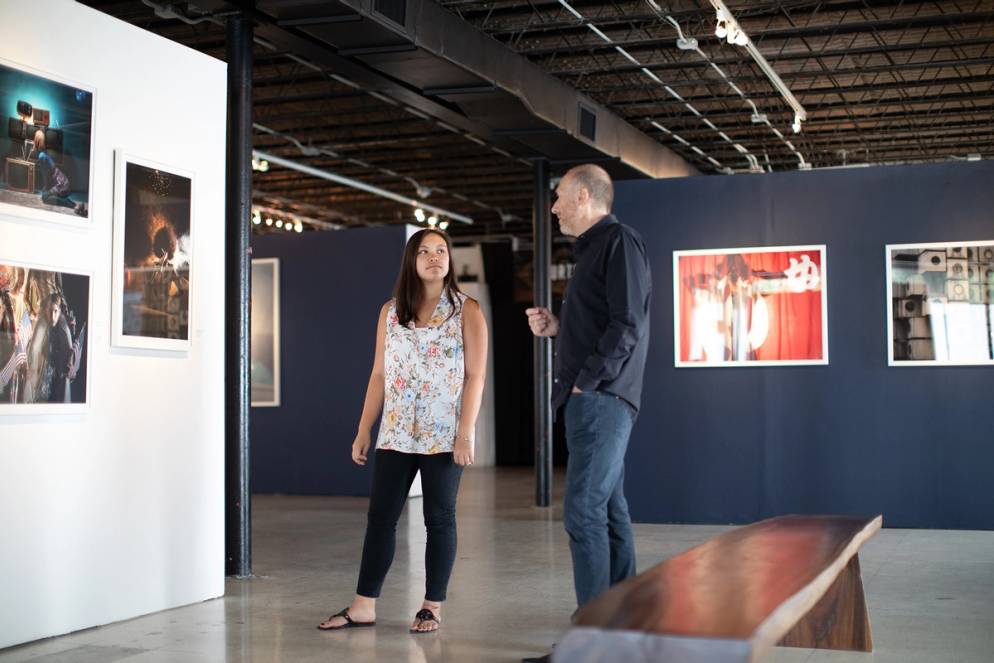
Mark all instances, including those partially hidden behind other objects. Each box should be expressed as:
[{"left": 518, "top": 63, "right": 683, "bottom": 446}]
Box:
[
  {"left": 886, "top": 240, "right": 994, "bottom": 366},
  {"left": 673, "top": 245, "right": 829, "bottom": 368},
  {"left": 0, "top": 56, "right": 96, "bottom": 229},
  {"left": 0, "top": 258, "right": 93, "bottom": 415},
  {"left": 111, "top": 149, "right": 194, "bottom": 352},
  {"left": 251, "top": 257, "right": 281, "bottom": 407}
]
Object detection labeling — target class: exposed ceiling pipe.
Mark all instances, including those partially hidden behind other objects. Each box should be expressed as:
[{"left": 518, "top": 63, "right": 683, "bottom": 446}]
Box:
[
  {"left": 254, "top": 150, "right": 475, "bottom": 225},
  {"left": 254, "top": 123, "right": 517, "bottom": 223}
]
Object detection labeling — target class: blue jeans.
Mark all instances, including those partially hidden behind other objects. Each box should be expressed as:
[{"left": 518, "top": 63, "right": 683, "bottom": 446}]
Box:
[{"left": 563, "top": 390, "right": 637, "bottom": 608}]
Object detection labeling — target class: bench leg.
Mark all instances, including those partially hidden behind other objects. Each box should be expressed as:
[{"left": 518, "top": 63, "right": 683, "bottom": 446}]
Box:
[{"left": 778, "top": 553, "right": 873, "bottom": 652}]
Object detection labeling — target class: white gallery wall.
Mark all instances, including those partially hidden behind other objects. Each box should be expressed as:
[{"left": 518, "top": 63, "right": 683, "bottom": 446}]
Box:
[{"left": 0, "top": 0, "right": 227, "bottom": 648}]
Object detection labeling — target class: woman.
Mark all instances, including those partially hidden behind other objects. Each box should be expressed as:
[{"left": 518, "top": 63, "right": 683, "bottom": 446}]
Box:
[
  {"left": 318, "top": 228, "right": 488, "bottom": 634},
  {"left": 30, "top": 129, "right": 87, "bottom": 216}
]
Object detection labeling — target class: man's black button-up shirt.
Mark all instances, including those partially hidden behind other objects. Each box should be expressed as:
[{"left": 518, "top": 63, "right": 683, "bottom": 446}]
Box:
[{"left": 553, "top": 213, "right": 652, "bottom": 413}]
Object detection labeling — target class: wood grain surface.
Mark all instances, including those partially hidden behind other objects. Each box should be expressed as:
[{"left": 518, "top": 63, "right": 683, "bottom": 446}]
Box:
[{"left": 573, "top": 514, "right": 881, "bottom": 649}]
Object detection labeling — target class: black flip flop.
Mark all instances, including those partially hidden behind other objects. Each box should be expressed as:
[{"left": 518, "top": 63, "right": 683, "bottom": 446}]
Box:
[
  {"left": 317, "top": 607, "right": 376, "bottom": 630},
  {"left": 409, "top": 608, "right": 441, "bottom": 634}
]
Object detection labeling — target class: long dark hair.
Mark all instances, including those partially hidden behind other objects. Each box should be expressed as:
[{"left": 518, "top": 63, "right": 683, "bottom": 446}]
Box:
[{"left": 393, "top": 228, "right": 462, "bottom": 327}]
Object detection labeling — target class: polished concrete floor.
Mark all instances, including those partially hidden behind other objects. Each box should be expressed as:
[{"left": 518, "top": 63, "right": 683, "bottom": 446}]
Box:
[{"left": 3, "top": 468, "right": 993, "bottom": 662}]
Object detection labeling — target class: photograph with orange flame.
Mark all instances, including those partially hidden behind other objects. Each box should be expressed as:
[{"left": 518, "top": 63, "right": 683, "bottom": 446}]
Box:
[{"left": 119, "top": 159, "right": 192, "bottom": 347}]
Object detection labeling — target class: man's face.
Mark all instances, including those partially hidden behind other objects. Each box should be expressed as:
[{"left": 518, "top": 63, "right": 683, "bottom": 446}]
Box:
[
  {"left": 48, "top": 302, "right": 60, "bottom": 326},
  {"left": 551, "top": 175, "right": 582, "bottom": 237}
]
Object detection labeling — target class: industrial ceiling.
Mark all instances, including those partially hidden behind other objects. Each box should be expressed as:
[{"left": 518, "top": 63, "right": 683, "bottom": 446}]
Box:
[{"left": 84, "top": 0, "right": 994, "bottom": 238}]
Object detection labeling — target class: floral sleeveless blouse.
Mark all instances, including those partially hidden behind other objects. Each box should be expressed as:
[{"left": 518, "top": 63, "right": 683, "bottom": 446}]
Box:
[{"left": 376, "top": 292, "right": 467, "bottom": 454}]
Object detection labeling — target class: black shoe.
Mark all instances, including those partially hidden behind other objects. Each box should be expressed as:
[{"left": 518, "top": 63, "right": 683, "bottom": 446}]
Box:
[{"left": 522, "top": 655, "right": 551, "bottom": 663}]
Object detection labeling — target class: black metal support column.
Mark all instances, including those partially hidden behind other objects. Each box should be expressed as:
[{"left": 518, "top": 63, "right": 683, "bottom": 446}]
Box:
[
  {"left": 225, "top": 13, "right": 253, "bottom": 578},
  {"left": 533, "top": 159, "right": 553, "bottom": 507}
]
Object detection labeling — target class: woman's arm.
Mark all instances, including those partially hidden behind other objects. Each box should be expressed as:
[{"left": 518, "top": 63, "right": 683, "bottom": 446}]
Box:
[
  {"left": 352, "top": 302, "right": 390, "bottom": 465},
  {"left": 454, "top": 298, "right": 488, "bottom": 466}
]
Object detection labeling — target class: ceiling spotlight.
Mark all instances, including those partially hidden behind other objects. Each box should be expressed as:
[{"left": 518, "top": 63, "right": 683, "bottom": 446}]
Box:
[
  {"left": 716, "top": 8, "right": 748, "bottom": 46},
  {"left": 275, "top": 219, "right": 283, "bottom": 228},
  {"left": 792, "top": 114, "right": 803, "bottom": 134},
  {"left": 295, "top": 222, "right": 303, "bottom": 232},
  {"left": 439, "top": 220, "right": 449, "bottom": 230},
  {"left": 415, "top": 208, "right": 426, "bottom": 223},
  {"left": 676, "top": 36, "right": 698, "bottom": 50},
  {"left": 707, "top": 0, "right": 807, "bottom": 142},
  {"left": 714, "top": 9, "right": 728, "bottom": 39},
  {"left": 252, "top": 210, "right": 262, "bottom": 225},
  {"left": 265, "top": 217, "right": 273, "bottom": 226},
  {"left": 427, "top": 215, "right": 438, "bottom": 227},
  {"left": 251, "top": 157, "right": 269, "bottom": 172},
  {"left": 285, "top": 223, "right": 293, "bottom": 231}
]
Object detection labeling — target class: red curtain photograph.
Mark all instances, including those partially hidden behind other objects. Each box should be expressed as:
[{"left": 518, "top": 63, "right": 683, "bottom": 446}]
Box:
[{"left": 675, "top": 247, "right": 826, "bottom": 365}]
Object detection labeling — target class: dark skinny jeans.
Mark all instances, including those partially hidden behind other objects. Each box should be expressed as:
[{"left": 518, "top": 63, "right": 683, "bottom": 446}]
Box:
[{"left": 356, "top": 449, "right": 463, "bottom": 602}]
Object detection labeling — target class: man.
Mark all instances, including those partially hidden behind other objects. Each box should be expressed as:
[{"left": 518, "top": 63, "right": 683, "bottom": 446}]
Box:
[{"left": 524, "top": 164, "right": 652, "bottom": 663}]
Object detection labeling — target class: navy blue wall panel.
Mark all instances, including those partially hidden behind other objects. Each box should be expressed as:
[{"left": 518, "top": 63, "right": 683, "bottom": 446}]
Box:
[
  {"left": 250, "top": 226, "right": 407, "bottom": 496},
  {"left": 613, "top": 161, "right": 994, "bottom": 529}
]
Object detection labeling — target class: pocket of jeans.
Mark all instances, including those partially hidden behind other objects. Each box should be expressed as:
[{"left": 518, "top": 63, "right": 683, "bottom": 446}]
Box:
[{"left": 565, "top": 390, "right": 601, "bottom": 432}]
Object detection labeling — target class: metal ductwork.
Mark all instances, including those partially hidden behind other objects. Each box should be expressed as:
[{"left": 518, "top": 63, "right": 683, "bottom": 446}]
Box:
[{"left": 222, "top": 0, "right": 698, "bottom": 179}]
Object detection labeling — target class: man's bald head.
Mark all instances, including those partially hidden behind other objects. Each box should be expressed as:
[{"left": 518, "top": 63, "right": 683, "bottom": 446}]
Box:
[
  {"left": 552, "top": 163, "right": 616, "bottom": 237},
  {"left": 565, "top": 164, "right": 614, "bottom": 213}
]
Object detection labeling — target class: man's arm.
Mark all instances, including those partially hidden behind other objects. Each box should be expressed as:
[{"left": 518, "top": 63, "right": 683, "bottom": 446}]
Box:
[{"left": 573, "top": 230, "right": 650, "bottom": 391}]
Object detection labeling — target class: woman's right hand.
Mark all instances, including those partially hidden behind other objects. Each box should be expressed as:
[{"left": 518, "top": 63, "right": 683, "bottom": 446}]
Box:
[{"left": 352, "top": 431, "right": 372, "bottom": 465}]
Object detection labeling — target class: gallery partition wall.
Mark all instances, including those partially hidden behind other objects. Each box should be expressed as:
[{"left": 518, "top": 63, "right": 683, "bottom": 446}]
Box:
[
  {"left": 0, "top": 0, "right": 227, "bottom": 648},
  {"left": 616, "top": 160, "right": 994, "bottom": 530},
  {"left": 250, "top": 226, "right": 407, "bottom": 496}
]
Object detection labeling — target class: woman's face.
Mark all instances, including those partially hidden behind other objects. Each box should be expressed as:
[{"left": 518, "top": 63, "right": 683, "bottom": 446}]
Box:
[{"left": 415, "top": 233, "right": 449, "bottom": 283}]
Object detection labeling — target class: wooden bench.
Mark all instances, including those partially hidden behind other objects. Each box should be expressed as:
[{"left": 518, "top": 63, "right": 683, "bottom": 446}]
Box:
[{"left": 554, "top": 514, "right": 882, "bottom": 663}]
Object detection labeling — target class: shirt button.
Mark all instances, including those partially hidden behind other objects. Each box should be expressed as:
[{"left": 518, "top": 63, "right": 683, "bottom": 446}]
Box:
[{"left": 554, "top": 378, "right": 559, "bottom": 383}]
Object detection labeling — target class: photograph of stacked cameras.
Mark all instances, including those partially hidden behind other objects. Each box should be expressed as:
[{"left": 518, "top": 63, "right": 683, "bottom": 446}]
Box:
[{"left": 887, "top": 241, "right": 994, "bottom": 365}]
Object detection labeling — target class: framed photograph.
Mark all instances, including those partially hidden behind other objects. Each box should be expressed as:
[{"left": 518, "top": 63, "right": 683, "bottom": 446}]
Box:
[
  {"left": 112, "top": 150, "right": 193, "bottom": 351},
  {"left": 673, "top": 245, "right": 828, "bottom": 367},
  {"left": 0, "top": 57, "right": 94, "bottom": 225},
  {"left": 886, "top": 241, "right": 994, "bottom": 366},
  {"left": 251, "top": 258, "right": 280, "bottom": 407},
  {"left": 1, "top": 259, "right": 91, "bottom": 414}
]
